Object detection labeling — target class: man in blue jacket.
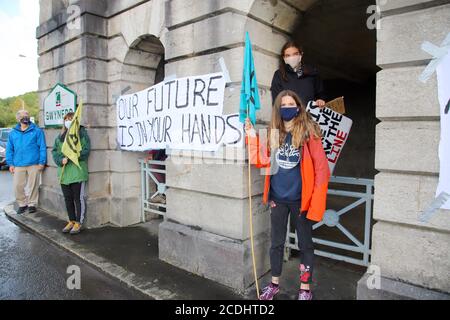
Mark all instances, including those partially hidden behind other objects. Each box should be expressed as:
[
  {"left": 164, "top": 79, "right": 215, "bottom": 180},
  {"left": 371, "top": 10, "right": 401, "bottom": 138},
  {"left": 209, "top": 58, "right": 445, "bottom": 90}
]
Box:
[{"left": 6, "top": 110, "right": 47, "bottom": 214}]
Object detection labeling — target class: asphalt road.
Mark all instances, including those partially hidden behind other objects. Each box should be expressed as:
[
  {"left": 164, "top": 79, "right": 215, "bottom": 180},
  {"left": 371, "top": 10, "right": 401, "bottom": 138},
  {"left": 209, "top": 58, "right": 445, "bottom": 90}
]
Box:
[
  {"left": 0, "top": 170, "right": 148, "bottom": 300},
  {"left": 0, "top": 169, "right": 13, "bottom": 209}
]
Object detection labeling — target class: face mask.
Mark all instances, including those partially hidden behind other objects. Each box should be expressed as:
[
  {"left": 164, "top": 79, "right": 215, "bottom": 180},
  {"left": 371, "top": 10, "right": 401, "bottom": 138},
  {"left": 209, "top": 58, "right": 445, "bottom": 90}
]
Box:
[
  {"left": 284, "top": 55, "right": 302, "bottom": 69},
  {"left": 20, "top": 116, "right": 30, "bottom": 125},
  {"left": 280, "top": 107, "right": 299, "bottom": 121},
  {"left": 64, "top": 120, "right": 72, "bottom": 129}
]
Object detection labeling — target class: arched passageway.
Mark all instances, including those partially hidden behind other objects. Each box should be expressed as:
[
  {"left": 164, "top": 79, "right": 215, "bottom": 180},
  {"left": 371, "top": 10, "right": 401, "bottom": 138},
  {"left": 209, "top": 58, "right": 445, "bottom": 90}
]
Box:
[{"left": 247, "top": 0, "right": 378, "bottom": 264}]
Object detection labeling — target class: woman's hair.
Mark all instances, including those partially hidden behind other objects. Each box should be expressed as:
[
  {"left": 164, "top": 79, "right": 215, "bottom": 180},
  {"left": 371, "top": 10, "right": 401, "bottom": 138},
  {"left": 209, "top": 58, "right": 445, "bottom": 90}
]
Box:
[
  {"left": 279, "top": 41, "right": 303, "bottom": 82},
  {"left": 61, "top": 112, "right": 75, "bottom": 134},
  {"left": 269, "top": 90, "right": 322, "bottom": 149}
]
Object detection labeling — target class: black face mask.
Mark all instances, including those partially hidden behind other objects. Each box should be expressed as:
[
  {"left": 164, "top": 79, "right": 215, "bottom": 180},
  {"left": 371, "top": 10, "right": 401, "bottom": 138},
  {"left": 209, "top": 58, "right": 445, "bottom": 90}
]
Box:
[{"left": 20, "top": 117, "right": 30, "bottom": 125}]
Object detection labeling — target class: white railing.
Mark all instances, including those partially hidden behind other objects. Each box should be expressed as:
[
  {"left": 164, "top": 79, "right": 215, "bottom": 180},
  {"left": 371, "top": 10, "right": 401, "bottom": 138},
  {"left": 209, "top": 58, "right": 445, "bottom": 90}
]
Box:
[{"left": 139, "top": 159, "right": 167, "bottom": 221}]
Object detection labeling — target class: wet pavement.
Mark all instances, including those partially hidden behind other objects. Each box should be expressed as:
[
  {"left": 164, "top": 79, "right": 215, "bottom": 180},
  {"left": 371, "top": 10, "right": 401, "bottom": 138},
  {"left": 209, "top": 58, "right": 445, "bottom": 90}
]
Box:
[
  {"left": 1, "top": 169, "right": 366, "bottom": 300},
  {"left": 0, "top": 170, "right": 13, "bottom": 209},
  {"left": 0, "top": 171, "right": 148, "bottom": 300},
  {"left": 5, "top": 209, "right": 243, "bottom": 300},
  {"left": 5, "top": 208, "right": 365, "bottom": 300},
  {"left": 0, "top": 212, "right": 151, "bottom": 299},
  {"left": 250, "top": 251, "right": 366, "bottom": 300}
]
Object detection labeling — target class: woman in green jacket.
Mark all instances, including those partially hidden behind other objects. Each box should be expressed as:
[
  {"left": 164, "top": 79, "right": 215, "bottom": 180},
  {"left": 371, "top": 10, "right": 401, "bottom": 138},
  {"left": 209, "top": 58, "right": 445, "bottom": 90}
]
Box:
[{"left": 52, "top": 112, "right": 90, "bottom": 234}]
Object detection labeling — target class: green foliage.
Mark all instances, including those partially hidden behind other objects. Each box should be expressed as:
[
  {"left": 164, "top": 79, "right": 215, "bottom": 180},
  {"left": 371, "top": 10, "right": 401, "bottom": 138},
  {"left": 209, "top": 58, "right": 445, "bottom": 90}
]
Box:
[{"left": 0, "top": 92, "right": 39, "bottom": 128}]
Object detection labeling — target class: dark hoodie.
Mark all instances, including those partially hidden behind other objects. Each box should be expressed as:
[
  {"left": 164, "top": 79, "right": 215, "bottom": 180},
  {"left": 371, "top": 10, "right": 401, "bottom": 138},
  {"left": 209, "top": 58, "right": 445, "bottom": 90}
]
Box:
[{"left": 270, "top": 64, "right": 325, "bottom": 105}]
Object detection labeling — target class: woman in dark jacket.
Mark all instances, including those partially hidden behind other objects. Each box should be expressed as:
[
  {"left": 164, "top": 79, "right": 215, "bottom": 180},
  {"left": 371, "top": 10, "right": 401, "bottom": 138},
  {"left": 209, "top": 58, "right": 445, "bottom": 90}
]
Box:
[{"left": 271, "top": 41, "right": 326, "bottom": 108}]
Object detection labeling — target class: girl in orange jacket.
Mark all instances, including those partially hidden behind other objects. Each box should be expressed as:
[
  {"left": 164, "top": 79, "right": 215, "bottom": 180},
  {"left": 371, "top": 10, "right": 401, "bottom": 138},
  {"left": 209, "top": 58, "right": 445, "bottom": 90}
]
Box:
[{"left": 245, "top": 90, "right": 330, "bottom": 300}]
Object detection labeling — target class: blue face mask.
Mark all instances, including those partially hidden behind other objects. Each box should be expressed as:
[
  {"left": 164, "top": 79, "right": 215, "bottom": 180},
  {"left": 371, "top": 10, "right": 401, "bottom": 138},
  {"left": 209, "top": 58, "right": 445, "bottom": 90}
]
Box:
[{"left": 280, "top": 107, "right": 299, "bottom": 121}]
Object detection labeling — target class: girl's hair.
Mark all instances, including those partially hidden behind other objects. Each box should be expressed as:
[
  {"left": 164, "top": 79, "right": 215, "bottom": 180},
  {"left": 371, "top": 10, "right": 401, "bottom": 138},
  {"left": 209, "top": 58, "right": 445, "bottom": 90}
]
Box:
[
  {"left": 61, "top": 112, "right": 75, "bottom": 134},
  {"left": 269, "top": 90, "right": 322, "bottom": 149},
  {"left": 279, "top": 41, "right": 303, "bottom": 82}
]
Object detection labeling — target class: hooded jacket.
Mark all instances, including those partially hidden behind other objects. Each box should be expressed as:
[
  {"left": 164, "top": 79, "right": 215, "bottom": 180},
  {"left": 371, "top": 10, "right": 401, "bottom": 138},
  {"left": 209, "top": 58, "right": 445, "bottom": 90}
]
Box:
[
  {"left": 270, "top": 64, "right": 326, "bottom": 105},
  {"left": 6, "top": 123, "right": 47, "bottom": 167},
  {"left": 246, "top": 131, "right": 330, "bottom": 222},
  {"left": 52, "top": 126, "right": 90, "bottom": 185}
]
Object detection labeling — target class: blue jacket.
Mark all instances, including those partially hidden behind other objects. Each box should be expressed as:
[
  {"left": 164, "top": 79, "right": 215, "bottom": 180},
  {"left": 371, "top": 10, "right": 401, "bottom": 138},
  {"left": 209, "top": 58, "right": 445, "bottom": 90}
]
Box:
[{"left": 6, "top": 123, "right": 47, "bottom": 167}]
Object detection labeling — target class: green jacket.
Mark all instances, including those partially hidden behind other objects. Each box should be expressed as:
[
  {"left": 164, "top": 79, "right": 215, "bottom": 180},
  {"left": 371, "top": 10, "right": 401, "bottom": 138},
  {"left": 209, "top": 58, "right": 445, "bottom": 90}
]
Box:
[{"left": 52, "top": 126, "right": 90, "bottom": 185}]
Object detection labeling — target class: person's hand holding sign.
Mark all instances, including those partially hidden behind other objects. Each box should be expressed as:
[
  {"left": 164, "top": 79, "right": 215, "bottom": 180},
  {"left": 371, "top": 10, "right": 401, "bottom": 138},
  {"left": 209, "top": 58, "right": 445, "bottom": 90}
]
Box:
[
  {"left": 62, "top": 157, "right": 68, "bottom": 165},
  {"left": 315, "top": 99, "right": 326, "bottom": 108}
]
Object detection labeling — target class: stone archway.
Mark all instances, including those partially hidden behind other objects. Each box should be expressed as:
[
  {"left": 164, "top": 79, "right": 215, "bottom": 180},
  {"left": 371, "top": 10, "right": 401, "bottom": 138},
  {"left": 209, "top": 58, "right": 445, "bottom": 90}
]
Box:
[
  {"left": 245, "top": 0, "right": 378, "bottom": 268},
  {"left": 157, "top": 0, "right": 377, "bottom": 293},
  {"left": 108, "top": 34, "right": 165, "bottom": 227},
  {"left": 121, "top": 35, "right": 165, "bottom": 93},
  {"left": 244, "top": 0, "right": 450, "bottom": 299}
]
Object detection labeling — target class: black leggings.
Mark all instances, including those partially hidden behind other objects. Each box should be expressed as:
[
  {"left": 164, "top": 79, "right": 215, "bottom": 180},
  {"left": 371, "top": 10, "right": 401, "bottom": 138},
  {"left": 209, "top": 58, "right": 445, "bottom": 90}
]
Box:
[
  {"left": 61, "top": 182, "right": 86, "bottom": 224},
  {"left": 270, "top": 201, "right": 315, "bottom": 284}
]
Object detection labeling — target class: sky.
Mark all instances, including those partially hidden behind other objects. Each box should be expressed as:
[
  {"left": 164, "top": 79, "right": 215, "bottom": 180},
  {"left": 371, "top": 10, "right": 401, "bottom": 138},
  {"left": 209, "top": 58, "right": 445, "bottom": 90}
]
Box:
[{"left": 0, "top": 0, "right": 39, "bottom": 98}]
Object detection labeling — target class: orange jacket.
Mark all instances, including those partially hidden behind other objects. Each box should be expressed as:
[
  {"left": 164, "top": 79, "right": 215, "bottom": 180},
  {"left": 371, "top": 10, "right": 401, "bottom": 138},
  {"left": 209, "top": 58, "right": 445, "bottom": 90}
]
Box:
[{"left": 246, "top": 132, "right": 330, "bottom": 222}]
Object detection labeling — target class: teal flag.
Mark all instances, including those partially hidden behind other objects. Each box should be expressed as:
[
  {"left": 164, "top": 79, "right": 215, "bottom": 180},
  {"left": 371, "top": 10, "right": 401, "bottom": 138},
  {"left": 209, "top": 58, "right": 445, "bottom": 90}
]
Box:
[{"left": 239, "top": 32, "right": 261, "bottom": 125}]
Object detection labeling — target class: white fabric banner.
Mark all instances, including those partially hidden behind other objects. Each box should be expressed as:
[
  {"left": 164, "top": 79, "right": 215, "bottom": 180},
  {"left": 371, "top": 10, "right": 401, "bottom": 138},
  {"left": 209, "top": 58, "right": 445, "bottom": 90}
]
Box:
[
  {"left": 307, "top": 104, "right": 353, "bottom": 175},
  {"left": 436, "top": 52, "right": 450, "bottom": 209},
  {"left": 116, "top": 72, "right": 243, "bottom": 152}
]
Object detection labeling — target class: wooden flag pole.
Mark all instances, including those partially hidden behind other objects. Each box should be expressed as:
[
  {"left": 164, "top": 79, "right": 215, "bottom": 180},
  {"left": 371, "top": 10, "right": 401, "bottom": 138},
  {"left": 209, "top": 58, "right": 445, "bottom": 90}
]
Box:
[
  {"left": 59, "top": 163, "right": 66, "bottom": 184},
  {"left": 247, "top": 110, "right": 260, "bottom": 299}
]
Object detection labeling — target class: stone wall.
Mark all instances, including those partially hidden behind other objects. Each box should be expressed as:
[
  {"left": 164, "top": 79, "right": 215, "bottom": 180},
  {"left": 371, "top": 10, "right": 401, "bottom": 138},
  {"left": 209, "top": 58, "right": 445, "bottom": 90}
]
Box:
[
  {"left": 37, "top": 0, "right": 111, "bottom": 227},
  {"left": 357, "top": 0, "right": 450, "bottom": 298},
  {"left": 37, "top": 0, "right": 450, "bottom": 295}
]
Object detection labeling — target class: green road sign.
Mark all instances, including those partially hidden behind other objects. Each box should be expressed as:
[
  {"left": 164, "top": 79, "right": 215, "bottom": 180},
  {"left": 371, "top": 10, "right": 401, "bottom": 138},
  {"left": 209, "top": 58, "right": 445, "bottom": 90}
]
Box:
[{"left": 43, "top": 83, "right": 77, "bottom": 128}]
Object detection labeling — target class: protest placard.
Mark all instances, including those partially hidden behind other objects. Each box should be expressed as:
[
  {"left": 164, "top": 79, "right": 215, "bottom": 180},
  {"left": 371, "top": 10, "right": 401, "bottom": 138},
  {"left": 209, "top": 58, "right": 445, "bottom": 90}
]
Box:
[
  {"left": 116, "top": 72, "right": 243, "bottom": 152},
  {"left": 307, "top": 103, "right": 353, "bottom": 174}
]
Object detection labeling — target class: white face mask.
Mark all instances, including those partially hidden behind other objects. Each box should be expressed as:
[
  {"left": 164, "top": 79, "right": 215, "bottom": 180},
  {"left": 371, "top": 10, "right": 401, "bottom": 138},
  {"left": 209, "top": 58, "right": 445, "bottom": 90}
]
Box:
[
  {"left": 64, "top": 120, "right": 72, "bottom": 129},
  {"left": 284, "top": 55, "right": 302, "bottom": 69}
]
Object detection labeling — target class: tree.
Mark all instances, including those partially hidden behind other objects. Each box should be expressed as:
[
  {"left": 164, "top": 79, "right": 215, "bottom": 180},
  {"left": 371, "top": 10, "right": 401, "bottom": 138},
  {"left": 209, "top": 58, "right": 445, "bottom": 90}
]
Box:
[{"left": 0, "top": 92, "right": 39, "bottom": 127}]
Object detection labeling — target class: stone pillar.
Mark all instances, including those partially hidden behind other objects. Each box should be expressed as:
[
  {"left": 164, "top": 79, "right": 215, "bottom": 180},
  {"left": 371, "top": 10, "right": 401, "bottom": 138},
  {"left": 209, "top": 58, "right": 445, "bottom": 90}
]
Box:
[
  {"left": 157, "top": 0, "right": 315, "bottom": 291},
  {"left": 38, "top": 0, "right": 166, "bottom": 228},
  {"left": 106, "top": 0, "right": 166, "bottom": 227},
  {"left": 357, "top": 1, "right": 450, "bottom": 299},
  {"left": 37, "top": 0, "right": 111, "bottom": 227}
]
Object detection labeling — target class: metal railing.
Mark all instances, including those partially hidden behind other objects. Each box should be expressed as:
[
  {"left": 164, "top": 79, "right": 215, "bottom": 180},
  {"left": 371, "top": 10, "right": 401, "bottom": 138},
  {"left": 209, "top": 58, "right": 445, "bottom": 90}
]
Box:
[
  {"left": 139, "top": 159, "right": 167, "bottom": 222},
  {"left": 139, "top": 160, "right": 373, "bottom": 266},
  {"left": 285, "top": 176, "right": 374, "bottom": 266}
]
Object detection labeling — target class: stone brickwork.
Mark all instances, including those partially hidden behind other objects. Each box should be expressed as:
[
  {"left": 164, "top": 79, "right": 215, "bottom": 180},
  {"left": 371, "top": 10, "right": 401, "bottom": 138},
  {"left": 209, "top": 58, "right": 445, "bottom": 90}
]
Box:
[
  {"left": 357, "top": 0, "right": 450, "bottom": 298},
  {"left": 37, "top": 0, "right": 450, "bottom": 295}
]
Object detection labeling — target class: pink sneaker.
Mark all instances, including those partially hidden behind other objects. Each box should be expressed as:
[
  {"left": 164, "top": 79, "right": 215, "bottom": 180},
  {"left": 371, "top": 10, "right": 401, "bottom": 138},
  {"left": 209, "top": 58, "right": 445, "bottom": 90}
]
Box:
[
  {"left": 298, "top": 289, "right": 313, "bottom": 300},
  {"left": 299, "top": 264, "right": 312, "bottom": 284},
  {"left": 259, "top": 283, "right": 280, "bottom": 300}
]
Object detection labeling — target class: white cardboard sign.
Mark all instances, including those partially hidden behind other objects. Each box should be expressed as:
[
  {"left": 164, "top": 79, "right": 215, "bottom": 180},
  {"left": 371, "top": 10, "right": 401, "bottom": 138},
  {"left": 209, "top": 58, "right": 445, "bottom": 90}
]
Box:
[{"left": 116, "top": 72, "right": 243, "bottom": 152}]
